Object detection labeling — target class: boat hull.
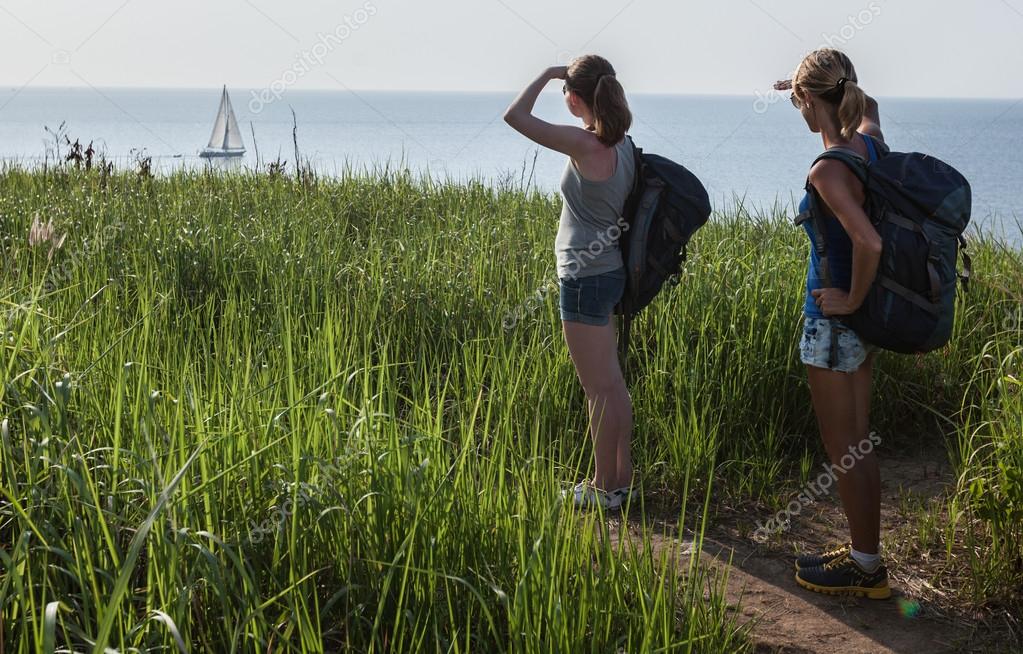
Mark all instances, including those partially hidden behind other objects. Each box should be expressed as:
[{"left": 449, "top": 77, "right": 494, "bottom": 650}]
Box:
[{"left": 200, "top": 148, "right": 246, "bottom": 159}]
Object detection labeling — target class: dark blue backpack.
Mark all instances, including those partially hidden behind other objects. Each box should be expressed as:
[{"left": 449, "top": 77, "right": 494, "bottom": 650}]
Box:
[
  {"left": 616, "top": 136, "right": 711, "bottom": 360},
  {"left": 798, "top": 139, "right": 972, "bottom": 354}
]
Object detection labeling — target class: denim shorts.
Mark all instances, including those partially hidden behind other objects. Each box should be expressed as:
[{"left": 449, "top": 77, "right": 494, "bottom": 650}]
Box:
[
  {"left": 799, "top": 317, "right": 875, "bottom": 373},
  {"left": 559, "top": 267, "right": 626, "bottom": 326}
]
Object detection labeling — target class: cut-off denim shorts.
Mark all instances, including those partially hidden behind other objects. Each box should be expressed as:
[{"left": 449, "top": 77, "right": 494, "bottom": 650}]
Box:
[
  {"left": 800, "top": 316, "right": 876, "bottom": 373},
  {"left": 559, "top": 267, "right": 626, "bottom": 326}
]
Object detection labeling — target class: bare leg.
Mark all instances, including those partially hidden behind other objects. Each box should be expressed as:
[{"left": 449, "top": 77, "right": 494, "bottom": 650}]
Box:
[
  {"left": 852, "top": 353, "right": 881, "bottom": 550},
  {"left": 563, "top": 320, "right": 633, "bottom": 490},
  {"left": 806, "top": 356, "right": 880, "bottom": 554}
]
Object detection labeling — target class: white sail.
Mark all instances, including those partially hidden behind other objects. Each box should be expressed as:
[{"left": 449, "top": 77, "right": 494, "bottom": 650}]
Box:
[
  {"left": 203, "top": 86, "right": 245, "bottom": 156},
  {"left": 221, "top": 91, "right": 245, "bottom": 151}
]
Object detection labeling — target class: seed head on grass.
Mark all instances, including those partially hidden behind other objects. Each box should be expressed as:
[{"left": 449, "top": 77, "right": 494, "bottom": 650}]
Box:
[{"left": 28, "top": 212, "right": 67, "bottom": 260}]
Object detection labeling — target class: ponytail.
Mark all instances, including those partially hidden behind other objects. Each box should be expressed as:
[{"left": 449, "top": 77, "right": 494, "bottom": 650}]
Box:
[
  {"left": 591, "top": 74, "right": 632, "bottom": 146},
  {"left": 566, "top": 55, "right": 633, "bottom": 146},
  {"left": 837, "top": 79, "right": 867, "bottom": 141}
]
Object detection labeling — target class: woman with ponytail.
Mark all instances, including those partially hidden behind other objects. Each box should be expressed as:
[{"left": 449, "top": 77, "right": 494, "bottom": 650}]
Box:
[
  {"left": 775, "top": 49, "right": 893, "bottom": 599},
  {"left": 504, "top": 55, "right": 636, "bottom": 510}
]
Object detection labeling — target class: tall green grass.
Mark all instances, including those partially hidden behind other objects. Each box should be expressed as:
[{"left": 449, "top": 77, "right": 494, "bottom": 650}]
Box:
[
  {"left": 0, "top": 164, "right": 1019, "bottom": 650},
  {"left": 1, "top": 167, "right": 746, "bottom": 652}
]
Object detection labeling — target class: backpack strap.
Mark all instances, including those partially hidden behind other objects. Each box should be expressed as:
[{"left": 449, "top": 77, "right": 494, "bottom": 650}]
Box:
[
  {"left": 877, "top": 276, "right": 942, "bottom": 314},
  {"left": 812, "top": 147, "right": 869, "bottom": 184},
  {"left": 795, "top": 185, "right": 834, "bottom": 289},
  {"left": 794, "top": 147, "right": 873, "bottom": 288},
  {"left": 794, "top": 148, "right": 871, "bottom": 369},
  {"left": 617, "top": 135, "right": 644, "bottom": 375},
  {"left": 625, "top": 135, "right": 644, "bottom": 194},
  {"left": 795, "top": 184, "right": 843, "bottom": 368}
]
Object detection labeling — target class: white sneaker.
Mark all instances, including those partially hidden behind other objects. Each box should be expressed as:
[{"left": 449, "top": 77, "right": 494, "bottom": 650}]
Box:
[
  {"left": 611, "top": 485, "right": 638, "bottom": 505},
  {"left": 562, "top": 481, "right": 622, "bottom": 510}
]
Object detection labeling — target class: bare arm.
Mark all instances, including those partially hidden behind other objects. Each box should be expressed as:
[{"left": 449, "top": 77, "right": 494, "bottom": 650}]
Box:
[
  {"left": 858, "top": 94, "right": 884, "bottom": 143},
  {"left": 809, "top": 160, "right": 883, "bottom": 315},
  {"left": 503, "top": 66, "right": 593, "bottom": 158}
]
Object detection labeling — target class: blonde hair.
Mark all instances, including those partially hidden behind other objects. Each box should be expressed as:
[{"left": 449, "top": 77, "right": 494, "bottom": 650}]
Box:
[
  {"left": 793, "top": 48, "right": 867, "bottom": 141},
  {"left": 565, "top": 55, "right": 632, "bottom": 147}
]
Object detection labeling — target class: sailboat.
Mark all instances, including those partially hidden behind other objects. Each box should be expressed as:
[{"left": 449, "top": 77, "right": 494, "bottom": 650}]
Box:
[{"left": 200, "top": 86, "right": 246, "bottom": 159}]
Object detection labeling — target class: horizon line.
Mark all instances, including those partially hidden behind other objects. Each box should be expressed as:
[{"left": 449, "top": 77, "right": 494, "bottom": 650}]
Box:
[{"left": 2, "top": 84, "right": 1020, "bottom": 103}]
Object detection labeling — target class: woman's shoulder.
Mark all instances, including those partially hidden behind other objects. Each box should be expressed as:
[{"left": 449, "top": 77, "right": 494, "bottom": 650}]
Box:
[
  {"left": 576, "top": 130, "right": 616, "bottom": 153},
  {"left": 808, "top": 156, "right": 861, "bottom": 190}
]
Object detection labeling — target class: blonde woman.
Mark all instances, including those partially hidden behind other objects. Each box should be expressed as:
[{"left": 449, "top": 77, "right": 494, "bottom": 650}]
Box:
[
  {"left": 504, "top": 55, "right": 636, "bottom": 510},
  {"left": 776, "top": 49, "right": 891, "bottom": 599}
]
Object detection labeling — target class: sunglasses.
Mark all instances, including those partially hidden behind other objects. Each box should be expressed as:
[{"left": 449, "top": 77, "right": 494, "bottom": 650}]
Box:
[{"left": 790, "top": 92, "right": 803, "bottom": 110}]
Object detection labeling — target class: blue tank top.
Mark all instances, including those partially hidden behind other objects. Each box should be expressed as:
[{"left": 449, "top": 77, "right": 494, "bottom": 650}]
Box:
[{"left": 799, "top": 134, "right": 879, "bottom": 318}]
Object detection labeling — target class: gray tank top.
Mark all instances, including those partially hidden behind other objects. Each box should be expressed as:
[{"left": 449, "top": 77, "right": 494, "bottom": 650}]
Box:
[{"left": 555, "top": 138, "right": 635, "bottom": 279}]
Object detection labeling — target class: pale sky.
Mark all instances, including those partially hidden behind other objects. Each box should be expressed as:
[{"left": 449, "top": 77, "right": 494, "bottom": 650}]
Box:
[{"left": 2, "top": 0, "right": 1022, "bottom": 98}]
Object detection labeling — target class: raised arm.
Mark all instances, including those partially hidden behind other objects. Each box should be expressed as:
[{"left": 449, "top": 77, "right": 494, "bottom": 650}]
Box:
[
  {"left": 503, "top": 66, "right": 593, "bottom": 158},
  {"left": 858, "top": 94, "right": 884, "bottom": 143}
]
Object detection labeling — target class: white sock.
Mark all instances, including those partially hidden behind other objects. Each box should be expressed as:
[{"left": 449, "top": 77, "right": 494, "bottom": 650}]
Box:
[{"left": 850, "top": 547, "right": 881, "bottom": 572}]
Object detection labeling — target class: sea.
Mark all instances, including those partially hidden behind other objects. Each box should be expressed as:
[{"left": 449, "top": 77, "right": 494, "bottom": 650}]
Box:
[{"left": 0, "top": 87, "right": 1020, "bottom": 243}]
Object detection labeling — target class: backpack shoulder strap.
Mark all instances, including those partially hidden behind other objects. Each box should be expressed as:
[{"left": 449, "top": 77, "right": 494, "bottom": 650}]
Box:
[
  {"left": 626, "top": 135, "right": 643, "bottom": 181},
  {"left": 793, "top": 145, "right": 874, "bottom": 304},
  {"left": 812, "top": 147, "right": 869, "bottom": 185},
  {"left": 795, "top": 182, "right": 834, "bottom": 288},
  {"left": 793, "top": 148, "right": 859, "bottom": 287},
  {"left": 618, "top": 135, "right": 641, "bottom": 373}
]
